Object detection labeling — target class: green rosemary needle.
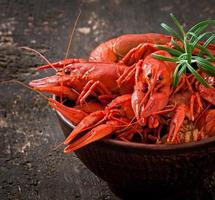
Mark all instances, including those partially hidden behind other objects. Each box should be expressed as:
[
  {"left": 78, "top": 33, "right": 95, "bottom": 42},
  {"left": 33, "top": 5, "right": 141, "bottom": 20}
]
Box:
[{"left": 152, "top": 13, "right": 215, "bottom": 88}]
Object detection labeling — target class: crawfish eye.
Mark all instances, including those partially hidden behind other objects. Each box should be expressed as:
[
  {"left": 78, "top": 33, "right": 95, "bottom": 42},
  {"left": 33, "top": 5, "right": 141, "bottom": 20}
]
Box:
[
  {"left": 156, "top": 75, "right": 164, "bottom": 83},
  {"left": 147, "top": 73, "right": 152, "bottom": 79},
  {"left": 157, "top": 86, "right": 162, "bottom": 93},
  {"left": 114, "top": 105, "right": 121, "bottom": 109},
  {"left": 142, "top": 83, "right": 148, "bottom": 92},
  {"left": 158, "top": 75, "right": 163, "bottom": 81},
  {"left": 64, "top": 68, "right": 70, "bottom": 74}
]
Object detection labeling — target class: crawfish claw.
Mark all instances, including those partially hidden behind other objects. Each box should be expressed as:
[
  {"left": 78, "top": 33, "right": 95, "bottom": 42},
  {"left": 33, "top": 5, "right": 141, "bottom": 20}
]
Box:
[{"left": 64, "top": 120, "right": 126, "bottom": 153}]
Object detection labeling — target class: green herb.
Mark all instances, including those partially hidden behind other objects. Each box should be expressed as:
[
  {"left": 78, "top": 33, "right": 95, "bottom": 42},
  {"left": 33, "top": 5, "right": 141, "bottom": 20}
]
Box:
[{"left": 152, "top": 13, "right": 215, "bottom": 87}]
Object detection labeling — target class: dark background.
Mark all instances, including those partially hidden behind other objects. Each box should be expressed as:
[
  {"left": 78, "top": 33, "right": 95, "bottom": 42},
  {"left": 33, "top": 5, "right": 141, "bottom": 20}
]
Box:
[{"left": 0, "top": 0, "right": 215, "bottom": 199}]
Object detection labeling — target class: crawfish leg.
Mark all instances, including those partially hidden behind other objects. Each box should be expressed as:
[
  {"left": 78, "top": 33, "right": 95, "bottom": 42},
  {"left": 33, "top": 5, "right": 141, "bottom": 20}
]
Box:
[
  {"left": 117, "top": 65, "right": 136, "bottom": 87},
  {"left": 77, "top": 80, "right": 111, "bottom": 104},
  {"left": 198, "top": 84, "right": 215, "bottom": 105},
  {"left": 173, "top": 75, "right": 193, "bottom": 95},
  {"left": 117, "top": 128, "right": 137, "bottom": 142},
  {"left": 167, "top": 104, "right": 186, "bottom": 144},
  {"left": 196, "top": 109, "right": 215, "bottom": 137},
  {"left": 189, "top": 92, "right": 203, "bottom": 121},
  {"left": 120, "top": 43, "right": 158, "bottom": 66},
  {"left": 173, "top": 75, "right": 186, "bottom": 94}
]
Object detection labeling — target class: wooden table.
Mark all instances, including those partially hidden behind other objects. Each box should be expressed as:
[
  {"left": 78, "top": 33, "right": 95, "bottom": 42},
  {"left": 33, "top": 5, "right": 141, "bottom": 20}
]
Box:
[{"left": 0, "top": 0, "right": 214, "bottom": 199}]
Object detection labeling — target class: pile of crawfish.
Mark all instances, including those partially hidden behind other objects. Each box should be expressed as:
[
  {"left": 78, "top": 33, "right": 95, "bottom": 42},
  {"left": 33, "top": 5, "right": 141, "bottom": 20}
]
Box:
[{"left": 29, "top": 33, "right": 215, "bottom": 153}]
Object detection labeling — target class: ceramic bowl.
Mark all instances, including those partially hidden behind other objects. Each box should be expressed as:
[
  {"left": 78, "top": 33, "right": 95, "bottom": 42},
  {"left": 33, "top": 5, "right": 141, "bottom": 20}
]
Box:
[{"left": 56, "top": 108, "right": 215, "bottom": 199}]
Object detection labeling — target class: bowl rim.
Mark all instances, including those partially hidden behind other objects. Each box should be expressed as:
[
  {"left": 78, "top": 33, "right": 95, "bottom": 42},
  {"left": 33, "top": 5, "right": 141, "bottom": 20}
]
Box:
[{"left": 54, "top": 96, "right": 215, "bottom": 152}]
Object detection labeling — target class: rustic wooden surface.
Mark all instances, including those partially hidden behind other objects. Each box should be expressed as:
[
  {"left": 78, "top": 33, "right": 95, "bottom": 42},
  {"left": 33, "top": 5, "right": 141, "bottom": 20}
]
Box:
[{"left": 0, "top": 0, "right": 215, "bottom": 199}]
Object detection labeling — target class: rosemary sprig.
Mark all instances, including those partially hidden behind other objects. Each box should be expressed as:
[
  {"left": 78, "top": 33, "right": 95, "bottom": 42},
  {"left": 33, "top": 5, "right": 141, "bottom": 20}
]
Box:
[{"left": 152, "top": 13, "right": 215, "bottom": 87}]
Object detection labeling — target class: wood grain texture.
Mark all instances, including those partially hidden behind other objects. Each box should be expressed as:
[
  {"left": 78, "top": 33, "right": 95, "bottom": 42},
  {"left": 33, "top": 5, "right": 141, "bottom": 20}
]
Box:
[{"left": 0, "top": 0, "right": 214, "bottom": 199}]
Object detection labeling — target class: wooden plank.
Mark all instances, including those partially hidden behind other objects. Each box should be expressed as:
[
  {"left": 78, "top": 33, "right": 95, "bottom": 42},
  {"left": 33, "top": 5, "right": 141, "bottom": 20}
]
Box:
[{"left": 0, "top": 0, "right": 214, "bottom": 199}]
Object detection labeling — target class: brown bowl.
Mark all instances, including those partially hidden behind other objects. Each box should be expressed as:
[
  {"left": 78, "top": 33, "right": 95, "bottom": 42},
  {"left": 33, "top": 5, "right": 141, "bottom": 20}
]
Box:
[{"left": 56, "top": 109, "right": 215, "bottom": 199}]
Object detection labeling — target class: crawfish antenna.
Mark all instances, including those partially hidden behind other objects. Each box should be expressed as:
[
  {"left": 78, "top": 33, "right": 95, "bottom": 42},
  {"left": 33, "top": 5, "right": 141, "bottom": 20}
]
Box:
[
  {"left": 63, "top": 9, "right": 82, "bottom": 68},
  {"left": 0, "top": 80, "right": 49, "bottom": 101},
  {"left": 19, "top": 46, "right": 58, "bottom": 72}
]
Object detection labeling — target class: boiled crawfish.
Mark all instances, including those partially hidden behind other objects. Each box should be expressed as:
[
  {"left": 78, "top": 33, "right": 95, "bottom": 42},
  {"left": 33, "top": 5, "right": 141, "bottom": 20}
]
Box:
[{"left": 29, "top": 32, "right": 215, "bottom": 152}]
